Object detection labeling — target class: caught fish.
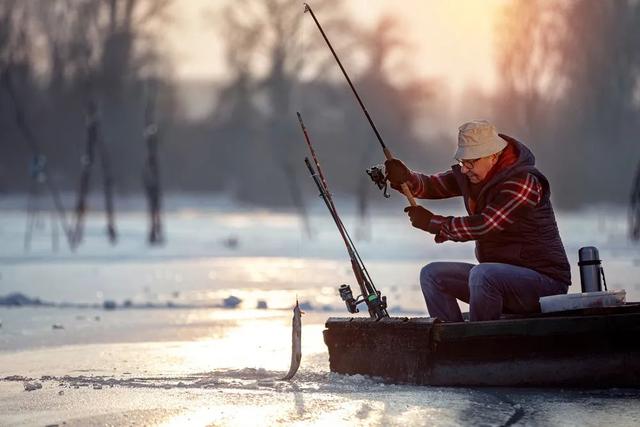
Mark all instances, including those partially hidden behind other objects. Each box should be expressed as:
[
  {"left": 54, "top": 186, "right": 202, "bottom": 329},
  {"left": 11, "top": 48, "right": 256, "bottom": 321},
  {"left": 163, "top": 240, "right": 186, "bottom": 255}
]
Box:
[{"left": 280, "top": 300, "right": 302, "bottom": 380}]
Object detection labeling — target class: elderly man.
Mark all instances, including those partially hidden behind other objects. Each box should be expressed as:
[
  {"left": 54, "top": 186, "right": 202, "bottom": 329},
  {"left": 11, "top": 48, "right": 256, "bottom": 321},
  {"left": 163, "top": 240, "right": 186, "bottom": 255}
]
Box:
[{"left": 385, "top": 120, "right": 570, "bottom": 322}]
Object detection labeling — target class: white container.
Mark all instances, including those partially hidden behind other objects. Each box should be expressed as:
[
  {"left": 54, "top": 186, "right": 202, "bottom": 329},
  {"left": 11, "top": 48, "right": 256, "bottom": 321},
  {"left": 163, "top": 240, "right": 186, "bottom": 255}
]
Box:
[{"left": 539, "top": 290, "right": 626, "bottom": 313}]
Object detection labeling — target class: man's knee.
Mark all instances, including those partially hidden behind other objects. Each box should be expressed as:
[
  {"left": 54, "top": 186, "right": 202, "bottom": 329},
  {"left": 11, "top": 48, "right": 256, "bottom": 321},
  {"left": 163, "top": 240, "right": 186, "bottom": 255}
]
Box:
[
  {"left": 469, "top": 263, "right": 501, "bottom": 291},
  {"left": 420, "top": 262, "right": 449, "bottom": 287}
]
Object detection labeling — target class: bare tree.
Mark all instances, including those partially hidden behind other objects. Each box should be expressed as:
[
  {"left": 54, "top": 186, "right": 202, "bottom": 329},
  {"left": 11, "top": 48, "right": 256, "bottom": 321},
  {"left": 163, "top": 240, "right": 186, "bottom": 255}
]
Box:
[
  {"left": 494, "top": 0, "right": 563, "bottom": 141},
  {"left": 211, "top": 0, "right": 351, "bottom": 237},
  {"left": 493, "top": 0, "right": 640, "bottom": 208}
]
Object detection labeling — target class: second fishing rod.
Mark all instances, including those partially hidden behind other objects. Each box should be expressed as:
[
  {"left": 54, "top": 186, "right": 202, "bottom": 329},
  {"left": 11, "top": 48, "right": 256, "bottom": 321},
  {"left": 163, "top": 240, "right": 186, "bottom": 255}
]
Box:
[{"left": 298, "top": 112, "right": 388, "bottom": 320}]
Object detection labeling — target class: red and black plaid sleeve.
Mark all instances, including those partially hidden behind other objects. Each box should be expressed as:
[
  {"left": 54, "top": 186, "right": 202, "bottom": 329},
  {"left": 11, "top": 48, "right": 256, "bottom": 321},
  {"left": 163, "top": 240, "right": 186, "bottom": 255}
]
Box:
[
  {"left": 428, "top": 173, "right": 543, "bottom": 242},
  {"left": 405, "top": 170, "right": 462, "bottom": 199}
]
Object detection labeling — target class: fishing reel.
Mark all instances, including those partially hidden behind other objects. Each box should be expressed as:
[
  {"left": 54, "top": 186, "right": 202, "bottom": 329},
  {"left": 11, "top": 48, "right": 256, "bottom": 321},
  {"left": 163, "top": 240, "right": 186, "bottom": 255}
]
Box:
[
  {"left": 366, "top": 165, "right": 390, "bottom": 198},
  {"left": 339, "top": 284, "right": 388, "bottom": 320},
  {"left": 339, "top": 284, "right": 359, "bottom": 313}
]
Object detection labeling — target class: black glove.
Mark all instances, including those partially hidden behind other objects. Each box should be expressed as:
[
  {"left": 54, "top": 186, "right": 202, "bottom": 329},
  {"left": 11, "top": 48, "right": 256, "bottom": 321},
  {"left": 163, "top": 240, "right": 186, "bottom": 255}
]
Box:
[
  {"left": 404, "top": 205, "right": 434, "bottom": 232},
  {"left": 384, "top": 159, "right": 411, "bottom": 187}
]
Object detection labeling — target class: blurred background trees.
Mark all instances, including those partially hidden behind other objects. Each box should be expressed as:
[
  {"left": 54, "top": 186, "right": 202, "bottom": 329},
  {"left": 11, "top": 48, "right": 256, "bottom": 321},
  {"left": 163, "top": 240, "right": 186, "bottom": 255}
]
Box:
[
  {"left": 0, "top": 0, "right": 174, "bottom": 193},
  {"left": 493, "top": 0, "right": 640, "bottom": 208},
  {"left": 0, "top": 0, "right": 638, "bottom": 210}
]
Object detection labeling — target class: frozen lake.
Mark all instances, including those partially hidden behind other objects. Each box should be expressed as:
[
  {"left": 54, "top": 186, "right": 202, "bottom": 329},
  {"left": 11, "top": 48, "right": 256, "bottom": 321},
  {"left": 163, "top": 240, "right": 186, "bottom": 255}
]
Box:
[{"left": 1, "top": 195, "right": 639, "bottom": 425}]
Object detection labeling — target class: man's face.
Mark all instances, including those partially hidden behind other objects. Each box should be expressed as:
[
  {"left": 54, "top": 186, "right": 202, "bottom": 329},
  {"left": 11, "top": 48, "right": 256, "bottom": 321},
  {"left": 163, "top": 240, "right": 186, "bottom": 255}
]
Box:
[{"left": 459, "top": 154, "right": 499, "bottom": 184}]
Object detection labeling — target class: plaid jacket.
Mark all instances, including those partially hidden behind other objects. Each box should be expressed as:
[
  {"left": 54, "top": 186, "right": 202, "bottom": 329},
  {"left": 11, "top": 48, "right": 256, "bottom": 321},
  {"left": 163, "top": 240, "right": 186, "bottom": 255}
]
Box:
[{"left": 407, "top": 169, "right": 543, "bottom": 243}]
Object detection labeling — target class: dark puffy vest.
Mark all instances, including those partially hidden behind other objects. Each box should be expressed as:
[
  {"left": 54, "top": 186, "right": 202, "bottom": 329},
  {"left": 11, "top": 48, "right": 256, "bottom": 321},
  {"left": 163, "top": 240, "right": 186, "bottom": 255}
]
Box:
[{"left": 451, "top": 134, "right": 571, "bottom": 285}]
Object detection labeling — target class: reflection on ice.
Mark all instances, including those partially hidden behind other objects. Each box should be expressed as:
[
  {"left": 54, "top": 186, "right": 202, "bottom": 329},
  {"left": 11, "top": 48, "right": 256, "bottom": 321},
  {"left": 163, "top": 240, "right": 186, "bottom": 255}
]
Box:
[
  {"left": 7, "top": 367, "right": 637, "bottom": 427},
  {"left": 0, "top": 309, "right": 329, "bottom": 377}
]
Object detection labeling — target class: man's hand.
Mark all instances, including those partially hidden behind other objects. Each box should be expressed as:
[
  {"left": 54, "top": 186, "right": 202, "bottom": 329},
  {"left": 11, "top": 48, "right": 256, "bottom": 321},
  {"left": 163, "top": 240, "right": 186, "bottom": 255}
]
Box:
[
  {"left": 384, "top": 159, "right": 411, "bottom": 187},
  {"left": 404, "top": 205, "right": 434, "bottom": 232}
]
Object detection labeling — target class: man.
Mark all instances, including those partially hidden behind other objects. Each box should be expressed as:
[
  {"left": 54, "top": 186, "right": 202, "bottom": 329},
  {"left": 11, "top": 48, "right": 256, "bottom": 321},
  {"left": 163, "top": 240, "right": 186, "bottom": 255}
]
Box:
[{"left": 385, "top": 120, "right": 570, "bottom": 322}]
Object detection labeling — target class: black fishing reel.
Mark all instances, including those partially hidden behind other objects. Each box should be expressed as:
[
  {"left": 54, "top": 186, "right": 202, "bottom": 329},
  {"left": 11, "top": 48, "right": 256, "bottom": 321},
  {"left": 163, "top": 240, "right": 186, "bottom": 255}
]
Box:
[
  {"left": 339, "top": 284, "right": 359, "bottom": 313},
  {"left": 339, "top": 284, "right": 388, "bottom": 320},
  {"left": 366, "top": 165, "right": 390, "bottom": 198}
]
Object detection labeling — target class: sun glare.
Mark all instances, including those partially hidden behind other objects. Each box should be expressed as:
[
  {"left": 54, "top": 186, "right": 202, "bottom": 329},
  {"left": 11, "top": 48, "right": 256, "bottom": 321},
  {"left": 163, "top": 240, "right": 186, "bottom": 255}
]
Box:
[{"left": 167, "top": 0, "right": 508, "bottom": 96}]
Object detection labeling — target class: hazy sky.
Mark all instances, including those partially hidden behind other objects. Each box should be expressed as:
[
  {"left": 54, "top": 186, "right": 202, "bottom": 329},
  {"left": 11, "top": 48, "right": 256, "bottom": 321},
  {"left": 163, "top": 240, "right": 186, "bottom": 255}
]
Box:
[{"left": 165, "top": 0, "right": 507, "bottom": 96}]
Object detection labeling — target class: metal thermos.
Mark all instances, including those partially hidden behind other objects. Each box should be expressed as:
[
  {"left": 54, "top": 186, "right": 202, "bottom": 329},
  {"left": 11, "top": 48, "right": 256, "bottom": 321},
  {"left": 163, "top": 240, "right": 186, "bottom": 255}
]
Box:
[{"left": 578, "top": 246, "right": 604, "bottom": 293}]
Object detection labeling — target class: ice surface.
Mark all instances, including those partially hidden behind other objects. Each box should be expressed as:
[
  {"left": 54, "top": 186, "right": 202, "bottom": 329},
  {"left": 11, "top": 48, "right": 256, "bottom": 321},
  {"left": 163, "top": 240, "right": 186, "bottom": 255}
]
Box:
[{"left": 1, "top": 197, "right": 639, "bottom": 425}]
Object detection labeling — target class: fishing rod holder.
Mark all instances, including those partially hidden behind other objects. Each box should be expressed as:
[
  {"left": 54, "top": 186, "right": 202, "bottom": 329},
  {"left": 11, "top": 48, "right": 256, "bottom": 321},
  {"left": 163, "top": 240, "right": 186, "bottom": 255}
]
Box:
[{"left": 366, "top": 165, "right": 390, "bottom": 198}]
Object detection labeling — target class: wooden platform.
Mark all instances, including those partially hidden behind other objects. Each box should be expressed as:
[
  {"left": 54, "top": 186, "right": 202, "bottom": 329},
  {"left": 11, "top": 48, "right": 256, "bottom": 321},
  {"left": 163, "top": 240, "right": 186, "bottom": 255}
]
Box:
[{"left": 323, "top": 305, "right": 640, "bottom": 387}]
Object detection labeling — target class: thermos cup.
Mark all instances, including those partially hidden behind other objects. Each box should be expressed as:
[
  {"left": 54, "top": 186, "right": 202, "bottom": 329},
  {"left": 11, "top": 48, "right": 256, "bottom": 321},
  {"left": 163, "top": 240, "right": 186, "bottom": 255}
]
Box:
[{"left": 578, "top": 246, "right": 605, "bottom": 292}]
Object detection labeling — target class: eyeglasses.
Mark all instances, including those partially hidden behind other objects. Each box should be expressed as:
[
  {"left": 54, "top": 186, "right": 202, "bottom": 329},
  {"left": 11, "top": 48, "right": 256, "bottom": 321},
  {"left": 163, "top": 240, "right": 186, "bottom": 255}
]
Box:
[{"left": 456, "top": 158, "right": 481, "bottom": 170}]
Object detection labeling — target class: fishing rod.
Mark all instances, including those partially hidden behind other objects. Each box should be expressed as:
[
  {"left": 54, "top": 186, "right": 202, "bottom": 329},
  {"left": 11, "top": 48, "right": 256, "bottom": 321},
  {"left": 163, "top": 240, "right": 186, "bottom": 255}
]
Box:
[
  {"left": 304, "top": 158, "right": 388, "bottom": 320},
  {"left": 298, "top": 112, "right": 371, "bottom": 281},
  {"left": 299, "top": 114, "right": 387, "bottom": 320},
  {"left": 303, "top": 3, "right": 416, "bottom": 207}
]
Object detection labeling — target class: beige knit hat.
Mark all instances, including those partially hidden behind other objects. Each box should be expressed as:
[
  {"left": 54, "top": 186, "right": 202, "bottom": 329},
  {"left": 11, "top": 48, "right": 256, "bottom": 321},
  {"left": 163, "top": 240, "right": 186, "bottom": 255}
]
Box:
[{"left": 455, "top": 120, "right": 507, "bottom": 160}]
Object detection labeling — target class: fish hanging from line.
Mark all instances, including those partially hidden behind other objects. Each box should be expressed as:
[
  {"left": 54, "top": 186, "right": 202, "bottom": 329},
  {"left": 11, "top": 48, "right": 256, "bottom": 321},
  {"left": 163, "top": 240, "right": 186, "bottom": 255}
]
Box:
[{"left": 280, "top": 300, "right": 302, "bottom": 381}]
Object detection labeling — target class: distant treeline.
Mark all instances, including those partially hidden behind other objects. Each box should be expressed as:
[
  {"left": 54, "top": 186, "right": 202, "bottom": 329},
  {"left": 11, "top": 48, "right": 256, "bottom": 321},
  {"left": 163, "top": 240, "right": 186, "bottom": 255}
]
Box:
[{"left": 0, "top": 0, "right": 639, "bottom": 210}]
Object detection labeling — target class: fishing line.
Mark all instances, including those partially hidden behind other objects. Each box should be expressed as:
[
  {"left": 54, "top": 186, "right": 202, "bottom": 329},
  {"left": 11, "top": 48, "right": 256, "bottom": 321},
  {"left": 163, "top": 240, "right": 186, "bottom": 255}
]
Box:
[
  {"left": 290, "top": 1, "right": 305, "bottom": 117},
  {"left": 293, "top": 6, "right": 306, "bottom": 302}
]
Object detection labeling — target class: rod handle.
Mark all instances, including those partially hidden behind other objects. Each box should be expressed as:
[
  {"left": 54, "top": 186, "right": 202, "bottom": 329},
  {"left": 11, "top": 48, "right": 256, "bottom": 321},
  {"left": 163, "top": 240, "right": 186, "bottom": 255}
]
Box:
[{"left": 383, "top": 148, "right": 417, "bottom": 207}]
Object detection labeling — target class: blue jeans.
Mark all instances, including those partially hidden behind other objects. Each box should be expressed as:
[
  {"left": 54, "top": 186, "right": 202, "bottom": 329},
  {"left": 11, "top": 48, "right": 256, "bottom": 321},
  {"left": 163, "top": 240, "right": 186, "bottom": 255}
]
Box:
[{"left": 420, "top": 262, "right": 569, "bottom": 322}]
